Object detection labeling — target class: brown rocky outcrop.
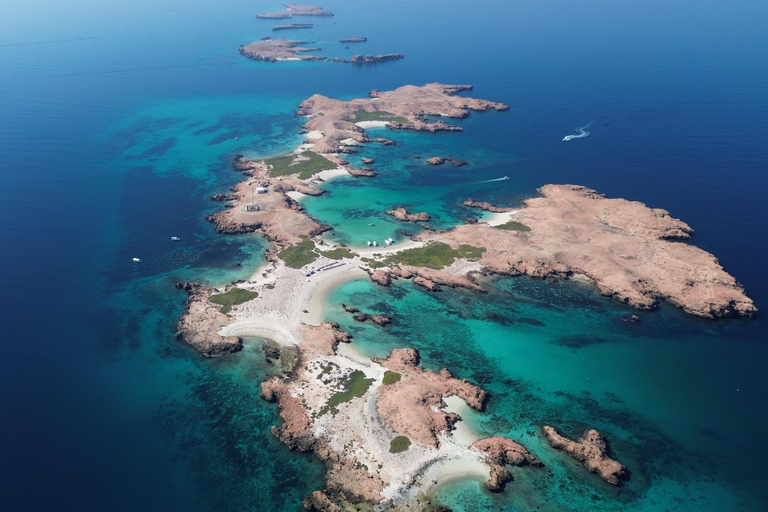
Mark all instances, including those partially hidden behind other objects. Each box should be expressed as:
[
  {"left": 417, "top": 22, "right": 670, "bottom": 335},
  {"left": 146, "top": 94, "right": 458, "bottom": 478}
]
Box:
[
  {"left": 373, "top": 348, "right": 488, "bottom": 447},
  {"left": 543, "top": 426, "right": 626, "bottom": 485},
  {"left": 412, "top": 275, "right": 440, "bottom": 292},
  {"left": 340, "top": 303, "right": 359, "bottom": 314},
  {"left": 174, "top": 282, "right": 243, "bottom": 357},
  {"left": 386, "top": 207, "right": 430, "bottom": 222},
  {"left": 364, "top": 268, "right": 392, "bottom": 286},
  {"left": 339, "top": 37, "right": 367, "bottom": 43},
  {"left": 347, "top": 167, "right": 377, "bottom": 178},
  {"left": 462, "top": 198, "right": 514, "bottom": 213},
  {"left": 371, "top": 137, "right": 396, "bottom": 145},
  {"left": 352, "top": 313, "right": 392, "bottom": 326},
  {"left": 426, "top": 157, "right": 468, "bottom": 167},
  {"left": 471, "top": 436, "right": 543, "bottom": 492},
  {"left": 303, "top": 491, "right": 340, "bottom": 512},
  {"left": 360, "top": 157, "right": 374, "bottom": 164},
  {"left": 440, "top": 186, "right": 756, "bottom": 318},
  {"left": 391, "top": 266, "right": 485, "bottom": 293}
]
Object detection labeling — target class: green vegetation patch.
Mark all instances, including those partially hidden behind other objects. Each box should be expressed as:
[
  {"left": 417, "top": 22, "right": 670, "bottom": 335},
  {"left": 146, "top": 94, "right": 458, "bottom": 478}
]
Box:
[
  {"left": 382, "top": 371, "right": 401, "bottom": 385},
  {"left": 352, "top": 109, "right": 412, "bottom": 125},
  {"left": 382, "top": 241, "right": 486, "bottom": 269},
  {"left": 209, "top": 287, "right": 259, "bottom": 314},
  {"left": 265, "top": 151, "right": 336, "bottom": 180},
  {"left": 495, "top": 220, "right": 531, "bottom": 232},
  {"left": 318, "top": 246, "right": 358, "bottom": 260},
  {"left": 318, "top": 370, "right": 374, "bottom": 416},
  {"left": 278, "top": 237, "right": 318, "bottom": 268},
  {"left": 360, "top": 257, "right": 386, "bottom": 269},
  {"left": 389, "top": 435, "right": 411, "bottom": 453}
]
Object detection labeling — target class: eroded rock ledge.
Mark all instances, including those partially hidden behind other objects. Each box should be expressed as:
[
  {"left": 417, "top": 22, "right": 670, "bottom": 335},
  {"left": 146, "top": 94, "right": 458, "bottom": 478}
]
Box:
[
  {"left": 438, "top": 185, "right": 756, "bottom": 318},
  {"left": 543, "top": 426, "right": 627, "bottom": 485},
  {"left": 471, "top": 436, "right": 543, "bottom": 491},
  {"left": 174, "top": 282, "right": 242, "bottom": 357}
]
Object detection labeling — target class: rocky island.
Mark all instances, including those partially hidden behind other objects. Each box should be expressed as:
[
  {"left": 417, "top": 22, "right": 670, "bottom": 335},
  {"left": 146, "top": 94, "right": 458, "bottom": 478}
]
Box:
[
  {"left": 297, "top": 83, "right": 509, "bottom": 153},
  {"left": 174, "top": 80, "right": 757, "bottom": 510},
  {"left": 239, "top": 39, "right": 403, "bottom": 64},
  {"left": 257, "top": 3, "right": 334, "bottom": 19},
  {"left": 429, "top": 185, "right": 756, "bottom": 318},
  {"left": 272, "top": 23, "right": 313, "bottom": 31},
  {"left": 543, "top": 426, "right": 627, "bottom": 485}
]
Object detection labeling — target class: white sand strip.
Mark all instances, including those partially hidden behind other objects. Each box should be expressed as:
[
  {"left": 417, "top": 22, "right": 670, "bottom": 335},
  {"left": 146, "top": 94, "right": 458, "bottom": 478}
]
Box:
[
  {"left": 484, "top": 210, "right": 519, "bottom": 226},
  {"left": 355, "top": 121, "right": 389, "bottom": 129}
]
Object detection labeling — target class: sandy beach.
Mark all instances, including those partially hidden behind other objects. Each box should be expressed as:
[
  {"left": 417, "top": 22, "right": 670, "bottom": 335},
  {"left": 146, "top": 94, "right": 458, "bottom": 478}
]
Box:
[
  {"left": 484, "top": 210, "right": 520, "bottom": 226},
  {"left": 355, "top": 120, "right": 390, "bottom": 129}
]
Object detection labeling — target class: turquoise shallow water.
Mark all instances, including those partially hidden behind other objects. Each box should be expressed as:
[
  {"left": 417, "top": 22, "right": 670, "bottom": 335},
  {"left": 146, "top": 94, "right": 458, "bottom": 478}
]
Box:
[
  {"left": 325, "top": 277, "right": 767, "bottom": 511},
  {"left": 1, "top": 0, "right": 767, "bottom": 510}
]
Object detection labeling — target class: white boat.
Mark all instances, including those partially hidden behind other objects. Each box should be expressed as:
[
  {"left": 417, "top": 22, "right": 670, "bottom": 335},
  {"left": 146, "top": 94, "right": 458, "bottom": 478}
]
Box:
[
  {"left": 367, "top": 241, "right": 372, "bottom": 246},
  {"left": 132, "top": 258, "right": 141, "bottom": 263},
  {"left": 171, "top": 237, "right": 181, "bottom": 241},
  {"left": 372, "top": 241, "right": 378, "bottom": 247}
]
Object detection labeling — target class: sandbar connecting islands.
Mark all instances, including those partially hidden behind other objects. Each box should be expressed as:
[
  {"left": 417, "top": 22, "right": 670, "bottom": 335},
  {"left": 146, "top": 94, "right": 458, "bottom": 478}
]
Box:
[{"left": 176, "top": 83, "right": 756, "bottom": 510}]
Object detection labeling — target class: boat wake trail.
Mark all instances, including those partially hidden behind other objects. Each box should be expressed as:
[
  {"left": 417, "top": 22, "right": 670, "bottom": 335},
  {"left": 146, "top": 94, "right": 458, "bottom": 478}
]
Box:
[
  {"left": 476, "top": 176, "right": 510, "bottom": 183},
  {"left": 563, "top": 121, "right": 593, "bottom": 141}
]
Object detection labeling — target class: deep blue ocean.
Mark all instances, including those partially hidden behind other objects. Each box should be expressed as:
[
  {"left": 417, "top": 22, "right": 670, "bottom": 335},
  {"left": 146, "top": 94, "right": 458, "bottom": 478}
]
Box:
[{"left": 1, "top": 0, "right": 767, "bottom": 510}]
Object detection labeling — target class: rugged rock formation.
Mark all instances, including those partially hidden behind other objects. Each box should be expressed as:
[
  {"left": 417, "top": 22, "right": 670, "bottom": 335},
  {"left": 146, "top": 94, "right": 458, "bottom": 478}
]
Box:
[
  {"left": 297, "top": 83, "right": 508, "bottom": 153},
  {"left": 273, "top": 23, "right": 313, "bottom": 30},
  {"left": 543, "top": 427, "right": 626, "bottom": 485},
  {"left": 373, "top": 348, "right": 488, "bottom": 447},
  {"left": 386, "top": 207, "right": 431, "bottom": 222},
  {"left": 372, "top": 137, "right": 396, "bottom": 145},
  {"left": 437, "top": 186, "right": 756, "bottom": 318},
  {"left": 426, "top": 156, "right": 468, "bottom": 167},
  {"left": 339, "top": 37, "right": 367, "bottom": 43},
  {"left": 360, "top": 157, "right": 374, "bottom": 164},
  {"left": 462, "top": 198, "right": 515, "bottom": 213},
  {"left": 471, "top": 436, "right": 543, "bottom": 491},
  {"left": 174, "top": 282, "right": 243, "bottom": 357}
]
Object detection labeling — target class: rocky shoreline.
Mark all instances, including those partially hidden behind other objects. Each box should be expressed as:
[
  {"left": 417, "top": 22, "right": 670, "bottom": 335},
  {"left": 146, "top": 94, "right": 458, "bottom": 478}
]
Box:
[{"left": 172, "top": 79, "right": 757, "bottom": 509}]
